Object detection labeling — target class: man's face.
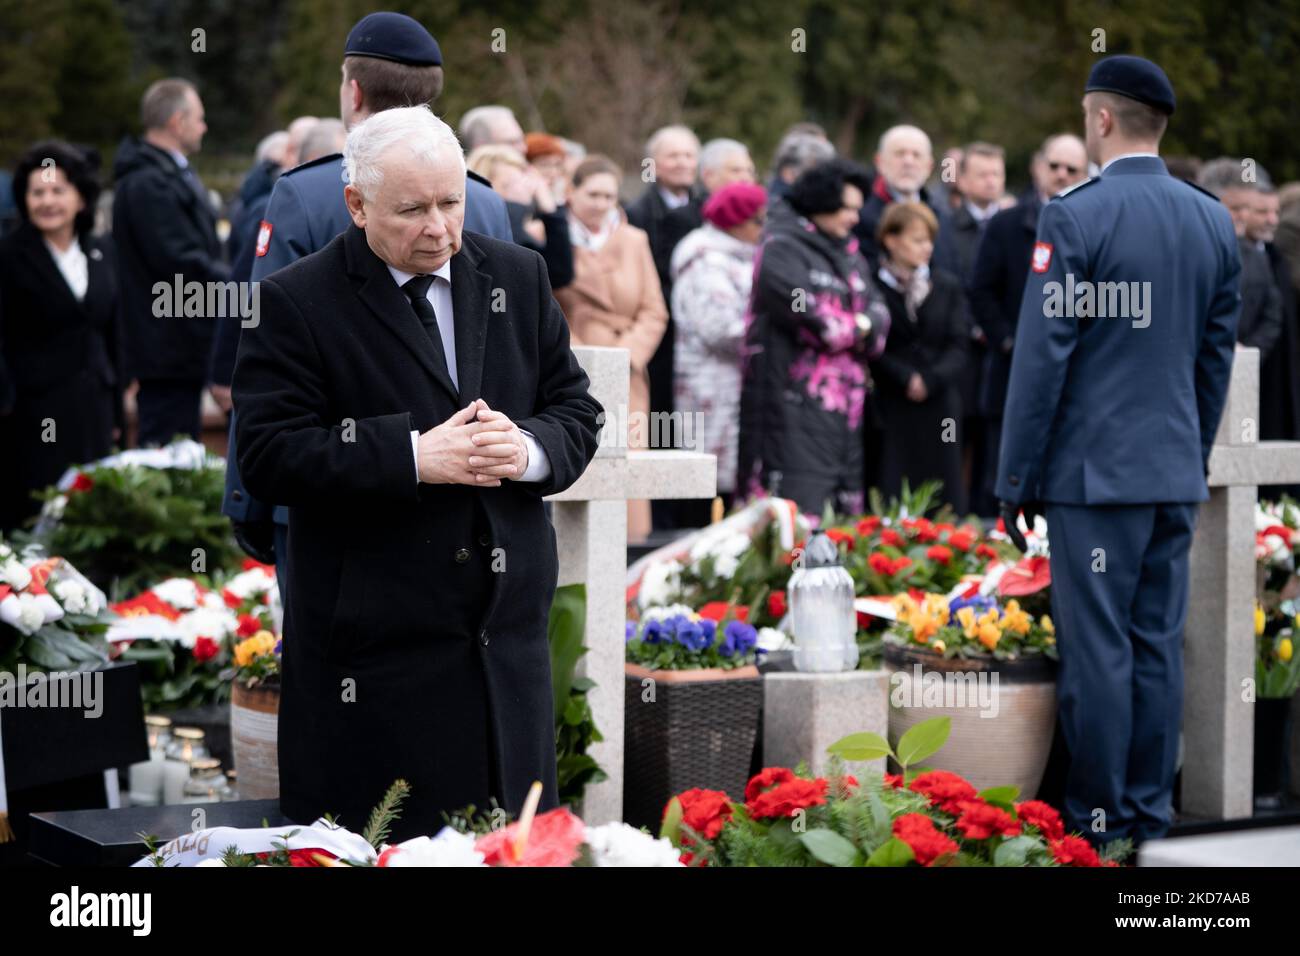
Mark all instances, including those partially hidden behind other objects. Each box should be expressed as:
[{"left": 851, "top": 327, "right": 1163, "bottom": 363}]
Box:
[
  {"left": 1247, "top": 191, "right": 1280, "bottom": 243},
  {"left": 175, "top": 90, "right": 207, "bottom": 155},
  {"left": 875, "top": 130, "right": 933, "bottom": 194},
  {"left": 345, "top": 146, "right": 466, "bottom": 274},
  {"left": 957, "top": 153, "right": 1005, "bottom": 207},
  {"left": 1221, "top": 187, "right": 1255, "bottom": 236},
  {"left": 1035, "top": 137, "right": 1088, "bottom": 198},
  {"left": 701, "top": 149, "right": 756, "bottom": 193},
  {"left": 490, "top": 115, "right": 526, "bottom": 153},
  {"left": 653, "top": 132, "right": 698, "bottom": 191}
]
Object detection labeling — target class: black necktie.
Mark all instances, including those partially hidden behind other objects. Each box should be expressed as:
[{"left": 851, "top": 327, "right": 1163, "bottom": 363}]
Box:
[{"left": 400, "top": 274, "right": 453, "bottom": 383}]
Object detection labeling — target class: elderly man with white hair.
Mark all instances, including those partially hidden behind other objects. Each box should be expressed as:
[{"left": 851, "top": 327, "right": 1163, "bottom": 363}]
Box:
[
  {"left": 232, "top": 105, "right": 602, "bottom": 839},
  {"left": 853, "top": 124, "right": 953, "bottom": 270}
]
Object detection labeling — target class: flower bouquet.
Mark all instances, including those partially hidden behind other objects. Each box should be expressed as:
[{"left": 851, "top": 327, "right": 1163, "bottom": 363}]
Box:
[
  {"left": 0, "top": 538, "right": 112, "bottom": 673},
  {"left": 660, "top": 716, "right": 1126, "bottom": 867}
]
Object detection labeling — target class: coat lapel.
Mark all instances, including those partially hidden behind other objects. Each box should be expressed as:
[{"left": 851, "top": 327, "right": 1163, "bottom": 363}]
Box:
[
  {"left": 449, "top": 235, "right": 492, "bottom": 403},
  {"left": 344, "top": 225, "right": 460, "bottom": 403}
]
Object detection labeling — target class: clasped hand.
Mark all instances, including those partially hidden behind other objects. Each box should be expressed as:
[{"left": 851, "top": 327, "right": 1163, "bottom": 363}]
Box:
[{"left": 416, "top": 398, "right": 528, "bottom": 486}]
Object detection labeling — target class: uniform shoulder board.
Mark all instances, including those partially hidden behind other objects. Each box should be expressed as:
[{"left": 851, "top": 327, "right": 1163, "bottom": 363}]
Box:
[
  {"left": 1053, "top": 177, "right": 1097, "bottom": 200},
  {"left": 467, "top": 168, "right": 493, "bottom": 189},
  {"left": 282, "top": 152, "right": 342, "bottom": 177}
]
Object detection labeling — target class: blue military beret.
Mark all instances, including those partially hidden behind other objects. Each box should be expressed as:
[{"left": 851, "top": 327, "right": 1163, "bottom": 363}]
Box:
[
  {"left": 344, "top": 12, "right": 442, "bottom": 67},
  {"left": 1085, "top": 55, "right": 1175, "bottom": 115}
]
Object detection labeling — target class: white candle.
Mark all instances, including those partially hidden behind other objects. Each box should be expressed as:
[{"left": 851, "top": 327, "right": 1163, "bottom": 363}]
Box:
[
  {"left": 162, "top": 760, "right": 192, "bottom": 805},
  {"left": 128, "top": 760, "right": 165, "bottom": 806}
]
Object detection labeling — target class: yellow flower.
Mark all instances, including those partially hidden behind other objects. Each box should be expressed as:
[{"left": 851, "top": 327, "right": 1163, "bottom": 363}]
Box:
[
  {"left": 1280, "top": 638, "right": 1294, "bottom": 662},
  {"left": 977, "top": 622, "right": 1001, "bottom": 650},
  {"left": 1040, "top": 615, "right": 1054, "bottom": 635},
  {"left": 1255, "top": 604, "right": 1266, "bottom": 636},
  {"left": 932, "top": 639, "right": 946, "bottom": 654},
  {"left": 235, "top": 630, "right": 276, "bottom": 667},
  {"left": 956, "top": 606, "right": 977, "bottom": 637},
  {"left": 913, "top": 615, "right": 940, "bottom": 645},
  {"left": 1001, "top": 599, "right": 1032, "bottom": 636}
]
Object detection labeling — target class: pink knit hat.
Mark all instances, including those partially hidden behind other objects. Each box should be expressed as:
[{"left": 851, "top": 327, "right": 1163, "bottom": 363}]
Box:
[{"left": 702, "top": 182, "right": 768, "bottom": 229}]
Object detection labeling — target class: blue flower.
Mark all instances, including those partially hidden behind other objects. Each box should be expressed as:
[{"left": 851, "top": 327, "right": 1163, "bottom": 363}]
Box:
[
  {"left": 676, "top": 620, "right": 710, "bottom": 651},
  {"left": 642, "top": 620, "right": 665, "bottom": 644},
  {"left": 625, "top": 621, "right": 636, "bottom": 643},
  {"left": 948, "top": 593, "right": 998, "bottom": 615},
  {"left": 722, "top": 621, "right": 757, "bottom": 657},
  {"left": 274, "top": 638, "right": 282, "bottom": 656}
]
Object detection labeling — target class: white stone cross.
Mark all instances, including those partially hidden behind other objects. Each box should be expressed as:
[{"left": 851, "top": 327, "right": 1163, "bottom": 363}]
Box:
[{"left": 548, "top": 346, "right": 717, "bottom": 825}]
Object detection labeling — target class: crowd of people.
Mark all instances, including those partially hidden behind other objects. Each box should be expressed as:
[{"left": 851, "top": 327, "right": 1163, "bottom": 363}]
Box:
[{"left": 3, "top": 22, "right": 1298, "bottom": 542}]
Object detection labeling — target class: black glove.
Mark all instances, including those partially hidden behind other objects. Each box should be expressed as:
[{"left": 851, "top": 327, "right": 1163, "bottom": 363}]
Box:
[
  {"left": 232, "top": 520, "right": 277, "bottom": 565},
  {"left": 998, "top": 500, "right": 1041, "bottom": 554}
]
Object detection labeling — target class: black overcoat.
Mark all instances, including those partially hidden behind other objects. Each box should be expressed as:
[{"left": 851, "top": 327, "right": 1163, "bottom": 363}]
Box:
[{"left": 232, "top": 224, "right": 602, "bottom": 837}]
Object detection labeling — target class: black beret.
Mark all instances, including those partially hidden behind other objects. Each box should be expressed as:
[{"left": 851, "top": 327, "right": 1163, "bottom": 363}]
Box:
[
  {"left": 345, "top": 12, "right": 442, "bottom": 67},
  {"left": 1085, "top": 54, "right": 1175, "bottom": 115}
]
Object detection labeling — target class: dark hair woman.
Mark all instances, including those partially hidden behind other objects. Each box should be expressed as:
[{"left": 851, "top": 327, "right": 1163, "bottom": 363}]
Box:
[
  {"left": 737, "top": 158, "right": 890, "bottom": 517},
  {"left": 870, "top": 201, "right": 970, "bottom": 513},
  {"left": 0, "top": 140, "right": 123, "bottom": 533}
]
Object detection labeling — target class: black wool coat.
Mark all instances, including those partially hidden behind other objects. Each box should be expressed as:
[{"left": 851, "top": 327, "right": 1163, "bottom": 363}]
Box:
[
  {"left": 0, "top": 222, "right": 123, "bottom": 533},
  {"left": 232, "top": 225, "right": 602, "bottom": 837}
]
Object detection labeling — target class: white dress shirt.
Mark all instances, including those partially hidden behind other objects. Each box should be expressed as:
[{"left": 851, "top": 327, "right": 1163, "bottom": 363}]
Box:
[
  {"left": 45, "top": 236, "right": 88, "bottom": 301},
  {"left": 387, "top": 261, "right": 552, "bottom": 484}
]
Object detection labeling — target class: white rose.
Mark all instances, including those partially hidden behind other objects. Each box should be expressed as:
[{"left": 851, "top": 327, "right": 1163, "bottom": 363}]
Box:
[
  {"left": 756, "top": 627, "right": 789, "bottom": 652},
  {"left": 640, "top": 603, "right": 696, "bottom": 624},
  {"left": 1, "top": 558, "right": 32, "bottom": 592},
  {"left": 224, "top": 568, "right": 274, "bottom": 601},
  {"left": 582, "top": 823, "right": 682, "bottom": 867},
  {"left": 176, "top": 608, "right": 237, "bottom": 648},
  {"left": 53, "top": 579, "right": 88, "bottom": 615},
  {"left": 637, "top": 560, "right": 682, "bottom": 611},
  {"left": 15, "top": 593, "right": 45, "bottom": 635}
]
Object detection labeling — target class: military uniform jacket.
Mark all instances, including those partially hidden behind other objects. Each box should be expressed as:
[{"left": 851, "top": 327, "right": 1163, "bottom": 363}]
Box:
[{"left": 995, "top": 155, "right": 1241, "bottom": 506}]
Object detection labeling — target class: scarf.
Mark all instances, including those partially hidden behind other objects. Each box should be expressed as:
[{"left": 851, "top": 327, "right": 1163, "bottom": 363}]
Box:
[
  {"left": 568, "top": 207, "right": 622, "bottom": 252},
  {"left": 877, "top": 260, "right": 931, "bottom": 323}
]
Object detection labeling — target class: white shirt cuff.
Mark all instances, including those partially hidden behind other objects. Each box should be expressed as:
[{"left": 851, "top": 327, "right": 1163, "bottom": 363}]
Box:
[
  {"left": 411, "top": 430, "right": 420, "bottom": 482},
  {"left": 518, "top": 429, "right": 552, "bottom": 483}
]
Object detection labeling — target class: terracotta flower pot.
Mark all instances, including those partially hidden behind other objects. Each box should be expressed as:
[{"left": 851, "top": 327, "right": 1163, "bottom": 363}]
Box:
[
  {"left": 230, "top": 680, "right": 280, "bottom": 800},
  {"left": 623, "top": 662, "right": 762, "bottom": 831},
  {"left": 884, "top": 643, "right": 1057, "bottom": 798}
]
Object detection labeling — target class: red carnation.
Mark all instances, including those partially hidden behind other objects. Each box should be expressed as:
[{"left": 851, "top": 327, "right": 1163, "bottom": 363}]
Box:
[
  {"left": 954, "top": 800, "right": 1022, "bottom": 840},
  {"left": 826, "top": 528, "right": 855, "bottom": 551},
  {"left": 869, "top": 553, "right": 893, "bottom": 575},
  {"left": 890, "top": 556, "right": 913, "bottom": 576},
  {"left": 1016, "top": 800, "right": 1065, "bottom": 841},
  {"left": 768, "top": 590, "right": 787, "bottom": 619},
  {"left": 193, "top": 636, "right": 220, "bottom": 663},
  {"left": 222, "top": 588, "right": 242, "bottom": 609},
  {"left": 883, "top": 773, "right": 905, "bottom": 788},
  {"left": 745, "top": 767, "right": 796, "bottom": 802},
  {"left": 856, "top": 516, "right": 882, "bottom": 537},
  {"left": 949, "top": 528, "right": 975, "bottom": 552},
  {"left": 908, "top": 770, "right": 978, "bottom": 815},
  {"left": 746, "top": 777, "right": 828, "bottom": 819},
  {"left": 893, "top": 813, "right": 959, "bottom": 866},
  {"left": 671, "top": 788, "right": 734, "bottom": 841},
  {"left": 975, "top": 543, "right": 998, "bottom": 561},
  {"left": 915, "top": 527, "right": 940, "bottom": 544},
  {"left": 1049, "top": 835, "right": 1103, "bottom": 867},
  {"left": 236, "top": 614, "right": 262, "bottom": 637},
  {"left": 926, "top": 545, "right": 953, "bottom": 565},
  {"left": 880, "top": 529, "right": 904, "bottom": 548},
  {"left": 255, "top": 847, "right": 336, "bottom": 867},
  {"left": 70, "top": 472, "right": 94, "bottom": 493}
]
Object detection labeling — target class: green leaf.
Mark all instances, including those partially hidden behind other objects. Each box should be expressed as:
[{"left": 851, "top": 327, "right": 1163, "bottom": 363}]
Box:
[
  {"left": 798, "top": 828, "right": 862, "bottom": 867},
  {"left": 865, "top": 837, "right": 916, "bottom": 867},
  {"left": 895, "top": 716, "right": 951, "bottom": 767},
  {"left": 993, "top": 835, "right": 1037, "bottom": 867},
  {"left": 660, "top": 797, "right": 683, "bottom": 845},
  {"left": 827, "top": 731, "right": 893, "bottom": 762},
  {"left": 978, "top": 786, "right": 1021, "bottom": 811}
]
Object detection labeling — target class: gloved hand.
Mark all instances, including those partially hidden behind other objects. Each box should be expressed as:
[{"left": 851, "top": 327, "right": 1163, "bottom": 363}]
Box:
[
  {"left": 998, "top": 500, "right": 1041, "bottom": 554},
  {"left": 232, "top": 520, "right": 276, "bottom": 565}
]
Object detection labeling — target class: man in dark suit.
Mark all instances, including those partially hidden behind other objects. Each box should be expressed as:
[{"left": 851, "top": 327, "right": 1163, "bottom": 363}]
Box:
[
  {"left": 997, "top": 56, "right": 1241, "bottom": 850},
  {"left": 969, "top": 134, "right": 1089, "bottom": 514},
  {"left": 113, "top": 77, "right": 228, "bottom": 446},
  {"left": 232, "top": 105, "right": 602, "bottom": 837}
]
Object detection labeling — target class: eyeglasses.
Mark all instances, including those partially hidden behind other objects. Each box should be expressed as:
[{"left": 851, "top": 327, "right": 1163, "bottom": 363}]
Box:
[{"left": 1048, "top": 162, "right": 1081, "bottom": 175}]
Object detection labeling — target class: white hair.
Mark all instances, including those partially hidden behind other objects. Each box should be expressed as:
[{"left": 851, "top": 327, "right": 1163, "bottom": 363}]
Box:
[
  {"left": 255, "top": 130, "right": 289, "bottom": 164},
  {"left": 699, "top": 137, "right": 749, "bottom": 175},
  {"left": 344, "top": 105, "right": 465, "bottom": 200},
  {"left": 645, "top": 124, "right": 699, "bottom": 159},
  {"left": 877, "top": 124, "right": 933, "bottom": 157},
  {"left": 458, "top": 105, "right": 518, "bottom": 151}
]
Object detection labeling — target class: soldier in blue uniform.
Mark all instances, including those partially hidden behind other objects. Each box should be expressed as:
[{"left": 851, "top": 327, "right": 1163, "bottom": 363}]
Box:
[
  {"left": 225, "top": 12, "right": 513, "bottom": 570},
  {"left": 996, "top": 55, "right": 1241, "bottom": 849}
]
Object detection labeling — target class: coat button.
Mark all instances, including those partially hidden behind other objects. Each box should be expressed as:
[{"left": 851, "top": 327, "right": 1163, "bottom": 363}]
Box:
[
  {"left": 454, "top": 548, "right": 471, "bottom": 564},
  {"left": 232, "top": 490, "right": 244, "bottom": 502},
  {"left": 1008, "top": 475, "right": 1020, "bottom": 486},
  {"left": 478, "top": 533, "right": 491, "bottom": 547},
  {"left": 479, "top": 629, "right": 490, "bottom": 646}
]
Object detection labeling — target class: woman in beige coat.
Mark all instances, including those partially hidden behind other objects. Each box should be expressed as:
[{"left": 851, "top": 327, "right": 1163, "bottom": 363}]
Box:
[{"left": 555, "top": 155, "right": 667, "bottom": 542}]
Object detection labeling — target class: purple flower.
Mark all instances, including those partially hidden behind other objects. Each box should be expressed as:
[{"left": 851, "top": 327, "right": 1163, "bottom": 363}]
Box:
[
  {"left": 274, "top": 638, "right": 282, "bottom": 656},
  {"left": 625, "top": 621, "right": 636, "bottom": 643},
  {"left": 676, "top": 619, "right": 711, "bottom": 652},
  {"left": 642, "top": 620, "right": 665, "bottom": 644},
  {"left": 720, "top": 621, "right": 758, "bottom": 657}
]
